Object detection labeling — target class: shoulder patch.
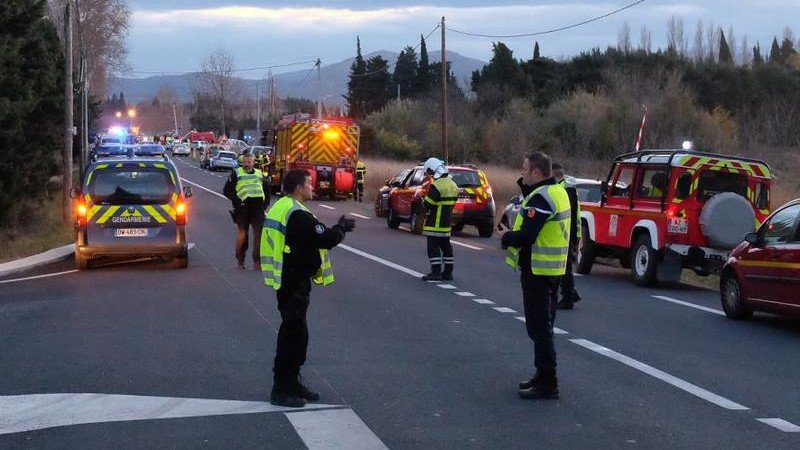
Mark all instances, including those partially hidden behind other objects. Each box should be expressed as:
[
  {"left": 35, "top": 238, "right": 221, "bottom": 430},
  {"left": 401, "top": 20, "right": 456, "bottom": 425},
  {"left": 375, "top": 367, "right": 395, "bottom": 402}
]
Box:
[
  {"left": 315, "top": 224, "right": 325, "bottom": 234},
  {"left": 526, "top": 208, "right": 536, "bottom": 219}
]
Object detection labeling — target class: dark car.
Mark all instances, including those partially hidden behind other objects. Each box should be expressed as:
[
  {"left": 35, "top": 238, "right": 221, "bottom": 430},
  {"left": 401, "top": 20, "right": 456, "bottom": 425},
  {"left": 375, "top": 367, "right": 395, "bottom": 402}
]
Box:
[
  {"left": 720, "top": 199, "right": 800, "bottom": 319},
  {"left": 379, "top": 164, "right": 496, "bottom": 237},
  {"left": 72, "top": 155, "right": 192, "bottom": 269}
]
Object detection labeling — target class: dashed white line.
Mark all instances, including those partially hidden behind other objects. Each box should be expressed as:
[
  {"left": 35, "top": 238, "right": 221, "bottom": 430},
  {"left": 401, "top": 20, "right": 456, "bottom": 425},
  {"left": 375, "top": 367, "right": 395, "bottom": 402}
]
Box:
[
  {"left": 349, "top": 213, "right": 370, "bottom": 219},
  {"left": 0, "top": 270, "right": 78, "bottom": 285},
  {"left": 651, "top": 295, "right": 725, "bottom": 316},
  {"left": 515, "top": 316, "right": 526, "bottom": 322},
  {"left": 319, "top": 204, "right": 336, "bottom": 210},
  {"left": 553, "top": 327, "right": 569, "bottom": 335},
  {"left": 437, "top": 284, "right": 457, "bottom": 289},
  {"left": 337, "top": 244, "right": 424, "bottom": 278},
  {"left": 181, "top": 178, "right": 227, "bottom": 200},
  {"left": 450, "top": 239, "right": 483, "bottom": 250},
  {"left": 493, "top": 307, "right": 516, "bottom": 313},
  {"left": 473, "top": 299, "right": 495, "bottom": 305},
  {"left": 570, "top": 338, "right": 749, "bottom": 411},
  {"left": 455, "top": 292, "right": 475, "bottom": 297},
  {"left": 756, "top": 418, "right": 800, "bottom": 432}
]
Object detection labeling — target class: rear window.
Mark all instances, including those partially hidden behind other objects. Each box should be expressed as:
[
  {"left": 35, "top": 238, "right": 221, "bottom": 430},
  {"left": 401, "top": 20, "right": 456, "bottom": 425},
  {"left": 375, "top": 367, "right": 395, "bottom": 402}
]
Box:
[
  {"left": 219, "top": 151, "right": 237, "bottom": 159},
  {"left": 88, "top": 168, "right": 175, "bottom": 205},
  {"left": 450, "top": 170, "right": 482, "bottom": 188},
  {"left": 696, "top": 171, "right": 748, "bottom": 202}
]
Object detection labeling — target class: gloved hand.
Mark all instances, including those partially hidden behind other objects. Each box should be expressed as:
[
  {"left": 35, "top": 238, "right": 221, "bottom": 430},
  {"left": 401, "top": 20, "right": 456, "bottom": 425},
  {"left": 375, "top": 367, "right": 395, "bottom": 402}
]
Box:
[{"left": 337, "top": 215, "right": 356, "bottom": 232}]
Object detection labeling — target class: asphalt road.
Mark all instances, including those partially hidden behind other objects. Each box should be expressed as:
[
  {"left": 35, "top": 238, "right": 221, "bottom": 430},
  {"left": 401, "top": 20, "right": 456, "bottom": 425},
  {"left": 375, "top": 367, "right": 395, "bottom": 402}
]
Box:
[{"left": 2, "top": 156, "right": 799, "bottom": 449}]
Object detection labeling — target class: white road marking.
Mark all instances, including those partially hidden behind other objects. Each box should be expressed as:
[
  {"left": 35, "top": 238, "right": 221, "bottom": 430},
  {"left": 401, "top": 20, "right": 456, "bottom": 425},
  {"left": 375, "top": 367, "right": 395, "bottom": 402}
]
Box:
[
  {"left": 286, "top": 408, "right": 389, "bottom": 450},
  {"left": 0, "top": 393, "right": 340, "bottom": 436},
  {"left": 574, "top": 273, "right": 584, "bottom": 277},
  {"left": 0, "top": 243, "right": 73, "bottom": 277},
  {"left": 570, "top": 338, "right": 749, "bottom": 411},
  {"left": 181, "top": 178, "right": 227, "bottom": 200},
  {"left": 338, "top": 244, "right": 424, "bottom": 278},
  {"left": 651, "top": 295, "right": 725, "bottom": 316},
  {"left": 756, "top": 418, "right": 800, "bottom": 432},
  {"left": 455, "top": 292, "right": 475, "bottom": 297},
  {"left": 437, "top": 284, "right": 457, "bottom": 289},
  {"left": 473, "top": 299, "right": 495, "bottom": 305},
  {"left": 553, "top": 327, "right": 569, "bottom": 335},
  {"left": 493, "top": 307, "right": 516, "bottom": 313},
  {"left": 349, "top": 213, "right": 370, "bottom": 219},
  {"left": 450, "top": 239, "right": 483, "bottom": 250},
  {"left": 318, "top": 204, "right": 336, "bottom": 210},
  {"left": 0, "top": 270, "right": 78, "bottom": 285},
  {"left": 399, "top": 226, "right": 411, "bottom": 232},
  {"left": 515, "top": 316, "right": 526, "bottom": 322}
]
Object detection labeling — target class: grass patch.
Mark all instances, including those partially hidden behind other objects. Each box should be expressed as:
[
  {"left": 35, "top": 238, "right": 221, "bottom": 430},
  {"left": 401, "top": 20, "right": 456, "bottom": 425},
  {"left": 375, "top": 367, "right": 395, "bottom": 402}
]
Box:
[{"left": 0, "top": 194, "right": 73, "bottom": 263}]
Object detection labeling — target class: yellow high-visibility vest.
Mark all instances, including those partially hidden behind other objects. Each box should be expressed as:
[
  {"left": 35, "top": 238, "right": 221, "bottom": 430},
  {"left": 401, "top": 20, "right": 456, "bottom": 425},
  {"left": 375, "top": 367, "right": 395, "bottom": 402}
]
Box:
[
  {"left": 356, "top": 161, "right": 366, "bottom": 185},
  {"left": 423, "top": 176, "right": 459, "bottom": 236},
  {"left": 505, "top": 183, "right": 571, "bottom": 276},
  {"left": 235, "top": 167, "right": 265, "bottom": 201},
  {"left": 261, "top": 196, "right": 334, "bottom": 290}
]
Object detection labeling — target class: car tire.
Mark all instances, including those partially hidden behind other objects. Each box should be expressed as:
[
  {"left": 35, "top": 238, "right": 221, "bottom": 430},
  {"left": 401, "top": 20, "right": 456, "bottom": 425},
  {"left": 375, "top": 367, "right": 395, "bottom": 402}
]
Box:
[
  {"left": 374, "top": 195, "right": 386, "bottom": 218},
  {"left": 410, "top": 203, "right": 425, "bottom": 235},
  {"left": 631, "top": 234, "right": 658, "bottom": 286},
  {"left": 478, "top": 221, "right": 494, "bottom": 238},
  {"left": 575, "top": 222, "right": 595, "bottom": 274},
  {"left": 387, "top": 204, "right": 400, "bottom": 229},
  {"left": 75, "top": 252, "right": 91, "bottom": 270},
  {"left": 173, "top": 255, "right": 188, "bottom": 269},
  {"left": 720, "top": 272, "right": 752, "bottom": 319}
]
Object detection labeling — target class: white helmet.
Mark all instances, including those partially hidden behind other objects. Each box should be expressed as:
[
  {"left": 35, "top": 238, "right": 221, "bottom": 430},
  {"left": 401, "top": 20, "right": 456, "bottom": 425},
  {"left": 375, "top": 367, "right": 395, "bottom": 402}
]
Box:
[{"left": 423, "top": 157, "right": 447, "bottom": 178}]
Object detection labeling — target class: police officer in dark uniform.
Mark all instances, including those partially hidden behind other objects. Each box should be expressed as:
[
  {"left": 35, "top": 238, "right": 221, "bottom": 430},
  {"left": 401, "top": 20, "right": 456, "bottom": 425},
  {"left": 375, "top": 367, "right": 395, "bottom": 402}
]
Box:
[
  {"left": 261, "top": 169, "right": 355, "bottom": 407},
  {"left": 552, "top": 163, "right": 582, "bottom": 310},
  {"left": 223, "top": 154, "right": 270, "bottom": 269}
]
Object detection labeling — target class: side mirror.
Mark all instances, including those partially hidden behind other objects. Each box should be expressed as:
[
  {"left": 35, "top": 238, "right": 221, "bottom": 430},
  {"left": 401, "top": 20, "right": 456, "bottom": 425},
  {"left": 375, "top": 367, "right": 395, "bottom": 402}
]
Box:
[
  {"left": 744, "top": 232, "right": 760, "bottom": 246},
  {"left": 600, "top": 180, "right": 608, "bottom": 193},
  {"left": 183, "top": 186, "right": 193, "bottom": 198},
  {"left": 69, "top": 187, "right": 81, "bottom": 199}
]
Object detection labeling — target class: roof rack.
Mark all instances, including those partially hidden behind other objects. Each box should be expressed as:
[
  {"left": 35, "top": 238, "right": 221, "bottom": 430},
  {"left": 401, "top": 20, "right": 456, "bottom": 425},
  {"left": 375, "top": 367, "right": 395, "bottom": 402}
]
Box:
[{"left": 614, "top": 148, "right": 770, "bottom": 169}]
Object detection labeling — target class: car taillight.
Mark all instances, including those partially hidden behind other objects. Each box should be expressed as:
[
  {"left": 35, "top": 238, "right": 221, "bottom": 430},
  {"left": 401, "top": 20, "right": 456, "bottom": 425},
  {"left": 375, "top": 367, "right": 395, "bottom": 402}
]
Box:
[
  {"left": 75, "top": 202, "right": 88, "bottom": 226},
  {"left": 176, "top": 202, "right": 187, "bottom": 225}
]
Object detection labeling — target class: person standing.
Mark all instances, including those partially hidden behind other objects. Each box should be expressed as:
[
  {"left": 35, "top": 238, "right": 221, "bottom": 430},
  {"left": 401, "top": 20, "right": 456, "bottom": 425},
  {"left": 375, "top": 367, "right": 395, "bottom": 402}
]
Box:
[
  {"left": 223, "top": 154, "right": 270, "bottom": 269},
  {"left": 261, "top": 169, "right": 355, "bottom": 407},
  {"left": 502, "top": 152, "right": 571, "bottom": 399},
  {"left": 552, "top": 164, "right": 582, "bottom": 310},
  {"left": 355, "top": 160, "right": 366, "bottom": 202},
  {"left": 421, "top": 158, "right": 459, "bottom": 281}
]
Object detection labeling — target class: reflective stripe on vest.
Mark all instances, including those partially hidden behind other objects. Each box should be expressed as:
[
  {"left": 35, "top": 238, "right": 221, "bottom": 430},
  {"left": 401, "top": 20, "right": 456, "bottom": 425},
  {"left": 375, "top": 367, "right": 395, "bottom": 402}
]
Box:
[
  {"left": 423, "top": 176, "right": 459, "bottom": 236},
  {"left": 261, "top": 196, "right": 334, "bottom": 290},
  {"left": 356, "top": 162, "right": 366, "bottom": 184},
  {"left": 236, "top": 167, "right": 265, "bottom": 201},
  {"left": 505, "top": 183, "right": 572, "bottom": 276}
]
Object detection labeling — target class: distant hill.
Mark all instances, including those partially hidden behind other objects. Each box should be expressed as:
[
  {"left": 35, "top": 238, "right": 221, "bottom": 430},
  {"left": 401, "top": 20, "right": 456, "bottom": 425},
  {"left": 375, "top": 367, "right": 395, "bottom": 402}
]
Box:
[{"left": 108, "top": 50, "right": 486, "bottom": 105}]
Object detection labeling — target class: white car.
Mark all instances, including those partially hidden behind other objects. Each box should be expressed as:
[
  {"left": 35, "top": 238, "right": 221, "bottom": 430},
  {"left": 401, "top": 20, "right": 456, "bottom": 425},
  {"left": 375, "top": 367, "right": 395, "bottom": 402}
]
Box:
[
  {"left": 498, "top": 177, "right": 606, "bottom": 230},
  {"left": 172, "top": 143, "right": 190, "bottom": 156}
]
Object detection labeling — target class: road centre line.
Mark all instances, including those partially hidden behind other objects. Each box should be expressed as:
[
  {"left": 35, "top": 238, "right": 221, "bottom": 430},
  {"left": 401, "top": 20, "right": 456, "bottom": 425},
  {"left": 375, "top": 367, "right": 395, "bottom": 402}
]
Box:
[
  {"left": 285, "top": 408, "right": 389, "bottom": 449},
  {"left": 651, "top": 295, "right": 725, "bottom": 316},
  {"left": 319, "top": 204, "right": 336, "bottom": 210},
  {"left": 0, "top": 270, "right": 78, "bottom": 285},
  {"left": 349, "top": 213, "right": 370, "bottom": 219},
  {"left": 337, "top": 244, "right": 424, "bottom": 278},
  {"left": 450, "top": 239, "right": 484, "bottom": 250},
  {"left": 493, "top": 307, "right": 516, "bottom": 313},
  {"left": 455, "top": 292, "right": 475, "bottom": 297},
  {"left": 473, "top": 299, "right": 494, "bottom": 305},
  {"left": 181, "top": 178, "right": 227, "bottom": 200},
  {"left": 437, "top": 284, "right": 457, "bottom": 289},
  {"left": 569, "top": 338, "right": 749, "bottom": 411},
  {"left": 756, "top": 418, "right": 800, "bottom": 432}
]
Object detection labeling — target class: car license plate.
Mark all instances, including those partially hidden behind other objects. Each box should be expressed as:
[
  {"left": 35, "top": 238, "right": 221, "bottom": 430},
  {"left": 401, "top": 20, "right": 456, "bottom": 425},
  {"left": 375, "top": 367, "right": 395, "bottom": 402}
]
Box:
[
  {"left": 115, "top": 228, "right": 148, "bottom": 237},
  {"left": 668, "top": 218, "right": 688, "bottom": 234}
]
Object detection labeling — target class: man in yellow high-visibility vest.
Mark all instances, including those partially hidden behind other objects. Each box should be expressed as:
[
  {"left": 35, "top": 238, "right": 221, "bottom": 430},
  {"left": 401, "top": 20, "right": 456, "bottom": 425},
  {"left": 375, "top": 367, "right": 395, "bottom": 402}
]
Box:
[
  {"left": 502, "top": 151, "right": 571, "bottom": 400},
  {"left": 261, "top": 169, "right": 355, "bottom": 408}
]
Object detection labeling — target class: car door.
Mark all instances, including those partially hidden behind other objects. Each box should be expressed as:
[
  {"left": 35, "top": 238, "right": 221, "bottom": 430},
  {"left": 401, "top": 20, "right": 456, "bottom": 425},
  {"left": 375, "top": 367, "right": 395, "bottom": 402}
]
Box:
[
  {"left": 740, "top": 203, "right": 800, "bottom": 305},
  {"left": 601, "top": 164, "right": 635, "bottom": 247},
  {"left": 395, "top": 168, "right": 424, "bottom": 217}
]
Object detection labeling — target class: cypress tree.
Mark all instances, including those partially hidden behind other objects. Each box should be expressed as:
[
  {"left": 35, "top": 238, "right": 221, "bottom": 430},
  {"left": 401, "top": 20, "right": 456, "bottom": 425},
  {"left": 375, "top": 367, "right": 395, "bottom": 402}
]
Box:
[
  {"left": 345, "top": 36, "right": 368, "bottom": 119},
  {"left": 718, "top": 31, "right": 734, "bottom": 65},
  {"left": 416, "top": 35, "right": 432, "bottom": 94},
  {"left": 769, "top": 37, "right": 781, "bottom": 63}
]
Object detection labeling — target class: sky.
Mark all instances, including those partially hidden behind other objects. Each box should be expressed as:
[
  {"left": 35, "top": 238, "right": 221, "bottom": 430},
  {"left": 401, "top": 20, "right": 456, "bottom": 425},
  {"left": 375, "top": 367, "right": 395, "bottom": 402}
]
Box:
[{"left": 125, "top": 1, "right": 800, "bottom": 78}]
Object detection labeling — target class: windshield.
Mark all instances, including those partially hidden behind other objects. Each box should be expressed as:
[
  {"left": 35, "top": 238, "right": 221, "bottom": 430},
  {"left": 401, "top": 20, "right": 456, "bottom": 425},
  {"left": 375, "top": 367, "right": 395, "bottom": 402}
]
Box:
[
  {"left": 218, "top": 152, "right": 237, "bottom": 159},
  {"left": 96, "top": 145, "right": 125, "bottom": 155},
  {"left": 696, "top": 170, "right": 748, "bottom": 202},
  {"left": 450, "top": 170, "right": 482, "bottom": 188},
  {"left": 88, "top": 168, "right": 175, "bottom": 205}
]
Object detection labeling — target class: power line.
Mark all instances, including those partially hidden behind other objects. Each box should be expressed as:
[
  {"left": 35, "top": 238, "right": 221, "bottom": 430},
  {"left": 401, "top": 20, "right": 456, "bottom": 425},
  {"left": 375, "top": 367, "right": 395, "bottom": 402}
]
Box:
[
  {"left": 413, "top": 23, "right": 440, "bottom": 51},
  {"left": 125, "top": 59, "right": 317, "bottom": 76},
  {"left": 448, "top": 0, "right": 649, "bottom": 39}
]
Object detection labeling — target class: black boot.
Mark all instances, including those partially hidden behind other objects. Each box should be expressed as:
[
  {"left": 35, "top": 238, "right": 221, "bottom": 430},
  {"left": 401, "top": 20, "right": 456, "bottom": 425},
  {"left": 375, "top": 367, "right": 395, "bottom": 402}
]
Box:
[
  {"left": 293, "top": 376, "right": 320, "bottom": 402},
  {"left": 270, "top": 382, "right": 307, "bottom": 408},
  {"left": 519, "top": 370, "right": 559, "bottom": 400},
  {"left": 556, "top": 298, "right": 574, "bottom": 310},
  {"left": 518, "top": 373, "right": 539, "bottom": 390},
  {"left": 573, "top": 290, "right": 582, "bottom": 303},
  {"left": 421, "top": 265, "right": 442, "bottom": 281},
  {"left": 441, "top": 264, "right": 453, "bottom": 281}
]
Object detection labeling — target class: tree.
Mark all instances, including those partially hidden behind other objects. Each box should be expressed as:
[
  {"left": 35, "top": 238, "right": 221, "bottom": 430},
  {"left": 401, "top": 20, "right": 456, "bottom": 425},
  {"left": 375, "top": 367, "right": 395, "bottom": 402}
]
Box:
[
  {"left": 618, "top": 22, "right": 631, "bottom": 54},
  {"left": 0, "top": 0, "right": 64, "bottom": 225},
  {"left": 693, "top": 20, "right": 705, "bottom": 62},
  {"left": 345, "top": 36, "right": 368, "bottom": 119},
  {"left": 199, "top": 47, "right": 240, "bottom": 134},
  {"left": 363, "top": 55, "right": 392, "bottom": 114},
  {"left": 779, "top": 36, "right": 797, "bottom": 65},
  {"left": 533, "top": 42, "right": 540, "bottom": 61},
  {"left": 416, "top": 34, "right": 432, "bottom": 94},
  {"left": 719, "top": 31, "right": 734, "bottom": 65},
  {"left": 752, "top": 43, "right": 764, "bottom": 67},
  {"left": 640, "top": 25, "right": 652, "bottom": 53},
  {"left": 769, "top": 37, "right": 781, "bottom": 63},
  {"left": 393, "top": 46, "right": 418, "bottom": 99}
]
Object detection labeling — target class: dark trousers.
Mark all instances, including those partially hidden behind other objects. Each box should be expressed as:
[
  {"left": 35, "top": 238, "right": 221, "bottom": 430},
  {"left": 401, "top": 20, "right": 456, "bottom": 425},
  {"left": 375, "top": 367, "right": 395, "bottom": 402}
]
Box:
[
  {"left": 521, "top": 269, "right": 558, "bottom": 371},
  {"left": 273, "top": 273, "right": 311, "bottom": 385},
  {"left": 356, "top": 182, "right": 364, "bottom": 202},
  {"left": 559, "top": 247, "right": 579, "bottom": 302},
  {"left": 236, "top": 201, "right": 265, "bottom": 265},
  {"left": 426, "top": 236, "right": 453, "bottom": 274}
]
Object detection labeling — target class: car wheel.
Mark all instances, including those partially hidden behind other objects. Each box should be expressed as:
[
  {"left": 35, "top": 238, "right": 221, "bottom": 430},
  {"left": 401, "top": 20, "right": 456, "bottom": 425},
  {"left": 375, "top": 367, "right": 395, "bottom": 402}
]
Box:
[
  {"left": 720, "top": 273, "right": 753, "bottom": 320},
  {"left": 374, "top": 195, "right": 386, "bottom": 217},
  {"left": 75, "top": 252, "right": 91, "bottom": 270},
  {"left": 173, "top": 255, "right": 188, "bottom": 269},
  {"left": 631, "top": 234, "right": 658, "bottom": 286},
  {"left": 452, "top": 222, "right": 464, "bottom": 233},
  {"left": 410, "top": 203, "right": 425, "bottom": 235},
  {"left": 387, "top": 204, "right": 400, "bottom": 229},
  {"left": 575, "top": 222, "right": 595, "bottom": 274},
  {"left": 478, "top": 220, "right": 494, "bottom": 238}
]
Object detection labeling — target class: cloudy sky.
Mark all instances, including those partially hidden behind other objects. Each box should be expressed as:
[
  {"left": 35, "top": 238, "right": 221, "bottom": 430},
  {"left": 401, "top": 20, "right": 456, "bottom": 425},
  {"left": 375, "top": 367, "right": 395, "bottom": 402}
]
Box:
[{"left": 126, "top": 1, "right": 800, "bottom": 77}]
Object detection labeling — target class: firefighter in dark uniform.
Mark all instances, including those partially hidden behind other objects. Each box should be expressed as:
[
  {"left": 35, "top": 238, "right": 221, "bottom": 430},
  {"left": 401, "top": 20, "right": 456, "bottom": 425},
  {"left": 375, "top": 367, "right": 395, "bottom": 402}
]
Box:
[
  {"left": 502, "top": 152, "right": 571, "bottom": 400},
  {"left": 552, "top": 164, "right": 582, "bottom": 310},
  {"left": 355, "top": 160, "right": 366, "bottom": 202},
  {"left": 421, "top": 157, "right": 459, "bottom": 281},
  {"left": 261, "top": 169, "right": 355, "bottom": 408},
  {"left": 223, "top": 154, "right": 270, "bottom": 269}
]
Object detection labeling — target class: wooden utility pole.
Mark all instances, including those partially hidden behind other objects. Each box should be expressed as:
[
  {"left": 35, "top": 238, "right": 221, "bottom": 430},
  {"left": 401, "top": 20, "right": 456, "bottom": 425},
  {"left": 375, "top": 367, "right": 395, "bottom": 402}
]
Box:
[
  {"left": 441, "top": 16, "right": 448, "bottom": 163},
  {"left": 63, "top": 1, "right": 74, "bottom": 223}
]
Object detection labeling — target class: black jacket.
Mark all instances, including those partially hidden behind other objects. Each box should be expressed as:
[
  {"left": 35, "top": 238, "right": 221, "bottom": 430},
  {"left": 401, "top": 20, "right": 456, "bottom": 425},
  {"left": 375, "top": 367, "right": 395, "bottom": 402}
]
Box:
[
  {"left": 284, "top": 210, "right": 345, "bottom": 279},
  {"left": 223, "top": 168, "right": 271, "bottom": 209}
]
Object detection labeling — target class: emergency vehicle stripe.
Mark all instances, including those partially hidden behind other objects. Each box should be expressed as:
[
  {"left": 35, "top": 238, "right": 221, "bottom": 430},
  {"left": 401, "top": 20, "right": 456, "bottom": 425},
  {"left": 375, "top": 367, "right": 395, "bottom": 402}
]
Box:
[
  {"left": 96, "top": 206, "right": 120, "bottom": 224},
  {"left": 115, "top": 163, "right": 123, "bottom": 168},
  {"left": 87, "top": 205, "right": 102, "bottom": 221},
  {"left": 139, "top": 163, "right": 146, "bottom": 168},
  {"left": 142, "top": 205, "right": 168, "bottom": 223},
  {"left": 738, "top": 260, "right": 800, "bottom": 270},
  {"left": 161, "top": 204, "right": 177, "bottom": 220}
]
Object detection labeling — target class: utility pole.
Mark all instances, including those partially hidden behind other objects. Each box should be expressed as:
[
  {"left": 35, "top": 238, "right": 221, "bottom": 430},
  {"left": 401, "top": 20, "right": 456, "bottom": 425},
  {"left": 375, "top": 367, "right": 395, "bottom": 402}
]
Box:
[
  {"left": 172, "top": 103, "right": 178, "bottom": 136},
  {"left": 75, "top": 0, "right": 88, "bottom": 181},
  {"left": 269, "top": 72, "right": 275, "bottom": 124},
  {"left": 315, "top": 58, "right": 322, "bottom": 120},
  {"left": 441, "top": 16, "right": 448, "bottom": 163},
  {"left": 255, "top": 81, "right": 261, "bottom": 143},
  {"left": 63, "top": 0, "right": 74, "bottom": 223}
]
